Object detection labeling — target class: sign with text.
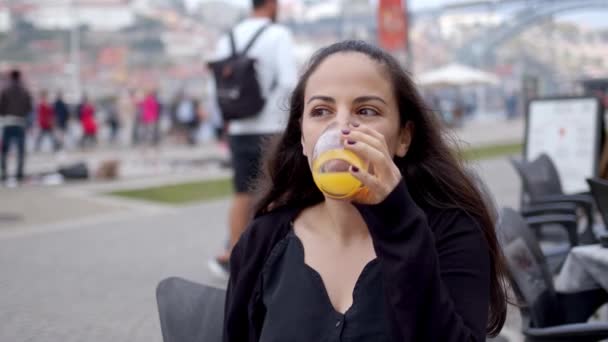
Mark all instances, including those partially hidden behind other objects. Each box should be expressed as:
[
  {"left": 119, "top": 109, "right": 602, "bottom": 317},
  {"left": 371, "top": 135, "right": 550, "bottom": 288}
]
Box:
[{"left": 525, "top": 97, "right": 602, "bottom": 194}]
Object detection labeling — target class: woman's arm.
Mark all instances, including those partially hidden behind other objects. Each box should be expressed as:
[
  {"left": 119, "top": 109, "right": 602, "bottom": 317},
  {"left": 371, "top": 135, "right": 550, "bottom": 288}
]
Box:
[
  {"left": 223, "top": 210, "right": 295, "bottom": 342},
  {"left": 355, "top": 181, "right": 491, "bottom": 342},
  {"left": 223, "top": 229, "right": 252, "bottom": 342},
  {"left": 224, "top": 223, "right": 271, "bottom": 342}
]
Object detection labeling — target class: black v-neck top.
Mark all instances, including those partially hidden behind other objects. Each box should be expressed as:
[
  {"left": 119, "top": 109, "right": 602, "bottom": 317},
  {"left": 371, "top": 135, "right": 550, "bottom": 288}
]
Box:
[
  {"left": 223, "top": 181, "right": 493, "bottom": 342},
  {"left": 258, "top": 230, "right": 390, "bottom": 342}
]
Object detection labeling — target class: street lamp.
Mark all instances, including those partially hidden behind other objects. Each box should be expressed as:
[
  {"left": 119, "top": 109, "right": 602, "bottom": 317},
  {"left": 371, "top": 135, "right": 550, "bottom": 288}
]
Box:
[{"left": 69, "top": 0, "right": 81, "bottom": 102}]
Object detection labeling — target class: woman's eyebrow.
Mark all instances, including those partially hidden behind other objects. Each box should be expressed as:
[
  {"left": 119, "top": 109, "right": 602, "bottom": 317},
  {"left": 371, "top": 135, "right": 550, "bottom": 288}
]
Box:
[
  {"left": 353, "top": 96, "right": 387, "bottom": 105},
  {"left": 306, "top": 96, "right": 335, "bottom": 104}
]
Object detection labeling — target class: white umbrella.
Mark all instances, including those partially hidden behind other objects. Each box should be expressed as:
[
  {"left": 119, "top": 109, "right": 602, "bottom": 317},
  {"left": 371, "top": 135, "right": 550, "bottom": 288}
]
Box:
[{"left": 417, "top": 63, "right": 500, "bottom": 87}]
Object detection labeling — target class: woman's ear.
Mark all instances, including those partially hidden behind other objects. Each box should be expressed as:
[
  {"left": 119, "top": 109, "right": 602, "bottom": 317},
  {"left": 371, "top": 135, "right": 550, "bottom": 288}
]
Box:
[{"left": 396, "top": 121, "right": 413, "bottom": 157}]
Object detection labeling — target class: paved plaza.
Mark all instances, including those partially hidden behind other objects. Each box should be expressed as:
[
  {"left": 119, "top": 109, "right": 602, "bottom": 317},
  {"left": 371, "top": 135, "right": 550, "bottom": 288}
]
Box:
[{"left": 0, "top": 118, "right": 526, "bottom": 342}]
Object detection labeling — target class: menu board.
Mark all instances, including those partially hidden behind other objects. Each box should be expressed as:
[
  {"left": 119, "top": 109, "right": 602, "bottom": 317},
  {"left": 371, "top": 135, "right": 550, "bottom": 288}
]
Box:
[{"left": 525, "top": 97, "right": 602, "bottom": 194}]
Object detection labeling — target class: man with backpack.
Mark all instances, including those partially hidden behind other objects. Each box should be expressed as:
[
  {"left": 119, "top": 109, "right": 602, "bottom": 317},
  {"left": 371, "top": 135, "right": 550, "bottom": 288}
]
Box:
[{"left": 207, "top": 0, "right": 297, "bottom": 277}]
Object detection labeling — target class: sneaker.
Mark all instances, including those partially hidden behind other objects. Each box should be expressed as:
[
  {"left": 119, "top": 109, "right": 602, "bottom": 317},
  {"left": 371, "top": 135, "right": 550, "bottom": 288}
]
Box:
[{"left": 207, "top": 257, "right": 230, "bottom": 280}]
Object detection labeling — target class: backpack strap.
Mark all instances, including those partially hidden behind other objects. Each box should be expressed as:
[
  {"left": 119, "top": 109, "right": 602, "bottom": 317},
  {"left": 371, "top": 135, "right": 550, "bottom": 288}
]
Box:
[
  {"left": 241, "top": 23, "right": 271, "bottom": 56},
  {"left": 228, "top": 31, "right": 237, "bottom": 58}
]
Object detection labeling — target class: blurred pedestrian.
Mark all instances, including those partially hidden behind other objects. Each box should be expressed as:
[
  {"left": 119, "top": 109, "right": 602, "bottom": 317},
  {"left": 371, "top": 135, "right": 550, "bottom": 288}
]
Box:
[
  {"left": 0, "top": 69, "right": 32, "bottom": 182},
  {"left": 505, "top": 92, "right": 518, "bottom": 120},
  {"left": 139, "top": 90, "right": 160, "bottom": 147},
  {"left": 53, "top": 91, "right": 70, "bottom": 150},
  {"left": 194, "top": 98, "right": 217, "bottom": 144},
  {"left": 35, "top": 90, "right": 59, "bottom": 152},
  {"left": 132, "top": 89, "right": 145, "bottom": 146},
  {"left": 117, "top": 89, "right": 137, "bottom": 147},
  {"left": 78, "top": 95, "right": 97, "bottom": 148},
  {"left": 207, "top": 0, "right": 298, "bottom": 276},
  {"left": 104, "top": 98, "right": 120, "bottom": 145},
  {"left": 171, "top": 91, "right": 198, "bottom": 145}
]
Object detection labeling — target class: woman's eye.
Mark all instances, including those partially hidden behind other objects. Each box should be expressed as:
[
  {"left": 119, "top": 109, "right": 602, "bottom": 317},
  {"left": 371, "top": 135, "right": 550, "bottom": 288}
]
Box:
[
  {"left": 357, "top": 108, "right": 379, "bottom": 116},
  {"left": 311, "top": 108, "right": 331, "bottom": 117}
]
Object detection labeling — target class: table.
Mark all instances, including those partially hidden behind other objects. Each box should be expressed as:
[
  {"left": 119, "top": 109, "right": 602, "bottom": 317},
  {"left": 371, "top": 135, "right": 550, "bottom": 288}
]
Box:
[{"left": 555, "top": 244, "right": 608, "bottom": 293}]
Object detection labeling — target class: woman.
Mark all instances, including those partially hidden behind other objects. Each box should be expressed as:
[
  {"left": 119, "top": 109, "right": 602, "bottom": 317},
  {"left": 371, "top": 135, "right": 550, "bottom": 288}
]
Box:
[
  {"left": 35, "top": 90, "right": 58, "bottom": 152},
  {"left": 224, "top": 41, "right": 507, "bottom": 341},
  {"left": 79, "top": 96, "right": 97, "bottom": 149},
  {"left": 139, "top": 90, "right": 160, "bottom": 147}
]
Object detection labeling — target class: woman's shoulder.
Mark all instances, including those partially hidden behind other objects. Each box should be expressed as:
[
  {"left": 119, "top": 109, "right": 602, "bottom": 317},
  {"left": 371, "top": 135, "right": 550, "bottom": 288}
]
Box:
[
  {"left": 252, "top": 205, "right": 300, "bottom": 229},
  {"left": 237, "top": 206, "right": 301, "bottom": 253},
  {"left": 423, "top": 205, "right": 486, "bottom": 241}
]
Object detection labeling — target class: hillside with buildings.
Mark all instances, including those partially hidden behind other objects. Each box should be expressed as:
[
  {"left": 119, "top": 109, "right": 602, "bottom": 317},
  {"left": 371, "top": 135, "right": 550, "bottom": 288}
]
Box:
[{"left": 0, "top": 0, "right": 606, "bottom": 100}]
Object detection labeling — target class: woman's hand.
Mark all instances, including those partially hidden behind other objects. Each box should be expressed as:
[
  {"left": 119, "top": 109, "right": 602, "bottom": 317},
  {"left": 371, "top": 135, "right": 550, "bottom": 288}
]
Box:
[{"left": 342, "top": 124, "right": 402, "bottom": 204}]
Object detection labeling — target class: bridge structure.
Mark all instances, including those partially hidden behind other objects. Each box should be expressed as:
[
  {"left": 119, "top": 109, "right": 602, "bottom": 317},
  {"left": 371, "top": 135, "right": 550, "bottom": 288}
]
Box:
[
  {"left": 287, "top": 0, "right": 608, "bottom": 68},
  {"left": 450, "top": 0, "right": 608, "bottom": 66}
]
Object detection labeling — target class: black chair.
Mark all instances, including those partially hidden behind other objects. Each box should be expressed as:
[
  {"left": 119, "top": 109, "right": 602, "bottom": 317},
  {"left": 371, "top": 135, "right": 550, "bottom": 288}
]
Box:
[
  {"left": 587, "top": 178, "right": 608, "bottom": 231},
  {"left": 156, "top": 277, "right": 226, "bottom": 342},
  {"left": 498, "top": 208, "right": 608, "bottom": 341},
  {"left": 525, "top": 213, "right": 579, "bottom": 273},
  {"left": 511, "top": 153, "right": 597, "bottom": 244}
]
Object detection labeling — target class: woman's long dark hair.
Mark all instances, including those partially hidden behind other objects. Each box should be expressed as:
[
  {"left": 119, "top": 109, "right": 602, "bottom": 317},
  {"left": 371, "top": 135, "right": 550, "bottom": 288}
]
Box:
[{"left": 254, "top": 40, "right": 507, "bottom": 336}]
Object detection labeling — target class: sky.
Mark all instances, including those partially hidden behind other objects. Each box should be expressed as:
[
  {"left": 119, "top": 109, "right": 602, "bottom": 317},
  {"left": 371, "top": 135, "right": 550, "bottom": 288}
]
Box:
[{"left": 183, "top": 0, "right": 608, "bottom": 28}]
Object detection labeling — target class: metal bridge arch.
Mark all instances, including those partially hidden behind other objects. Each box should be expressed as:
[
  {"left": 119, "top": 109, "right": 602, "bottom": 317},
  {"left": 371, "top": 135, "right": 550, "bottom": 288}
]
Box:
[{"left": 456, "top": 0, "right": 608, "bottom": 66}]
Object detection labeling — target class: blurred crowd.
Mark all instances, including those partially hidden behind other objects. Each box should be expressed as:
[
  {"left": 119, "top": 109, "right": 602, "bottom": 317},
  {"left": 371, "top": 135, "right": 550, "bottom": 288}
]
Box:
[{"left": 4, "top": 80, "right": 224, "bottom": 155}]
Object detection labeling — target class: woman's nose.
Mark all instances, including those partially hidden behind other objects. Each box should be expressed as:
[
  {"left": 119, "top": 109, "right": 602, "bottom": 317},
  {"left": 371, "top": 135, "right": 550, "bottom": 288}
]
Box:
[{"left": 335, "top": 109, "right": 357, "bottom": 130}]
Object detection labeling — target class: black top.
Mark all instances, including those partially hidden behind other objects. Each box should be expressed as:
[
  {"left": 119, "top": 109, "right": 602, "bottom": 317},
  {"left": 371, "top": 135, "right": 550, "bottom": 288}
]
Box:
[
  {"left": 223, "top": 180, "right": 492, "bottom": 342},
  {"left": 0, "top": 82, "right": 32, "bottom": 118},
  {"left": 259, "top": 230, "right": 390, "bottom": 342}
]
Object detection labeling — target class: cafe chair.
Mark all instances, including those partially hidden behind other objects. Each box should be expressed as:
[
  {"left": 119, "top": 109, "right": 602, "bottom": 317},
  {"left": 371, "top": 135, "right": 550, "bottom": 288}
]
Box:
[
  {"left": 156, "top": 277, "right": 225, "bottom": 342},
  {"left": 510, "top": 153, "right": 597, "bottom": 244},
  {"left": 499, "top": 208, "right": 608, "bottom": 342},
  {"left": 587, "top": 178, "right": 608, "bottom": 232},
  {"left": 524, "top": 212, "right": 579, "bottom": 273}
]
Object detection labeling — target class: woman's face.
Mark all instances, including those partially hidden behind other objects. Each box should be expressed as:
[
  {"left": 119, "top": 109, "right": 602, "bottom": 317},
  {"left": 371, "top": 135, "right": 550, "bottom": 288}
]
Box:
[{"left": 301, "top": 52, "right": 411, "bottom": 163}]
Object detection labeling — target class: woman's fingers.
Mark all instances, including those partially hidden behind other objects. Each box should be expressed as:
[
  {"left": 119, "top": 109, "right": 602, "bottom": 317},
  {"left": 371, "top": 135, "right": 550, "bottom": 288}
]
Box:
[
  {"left": 343, "top": 131, "right": 396, "bottom": 180},
  {"left": 349, "top": 164, "right": 400, "bottom": 204},
  {"left": 349, "top": 165, "right": 382, "bottom": 200},
  {"left": 343, "top": 138, "right": 385, "bottom": 166},
  {"left": 341, "top": 124, "right": 403, "bottom": 204},
  {"left": 349, "top": 123, "right": 387, "bottom": 145},
  {"left": 343, "top": 130, "right": 387, "bottom": 158}
]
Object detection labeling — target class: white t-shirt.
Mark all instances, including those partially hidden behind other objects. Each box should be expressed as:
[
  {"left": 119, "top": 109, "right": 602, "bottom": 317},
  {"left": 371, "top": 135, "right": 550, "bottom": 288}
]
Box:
[{"left": 211, "top": 17, "right": 298, "bottom": 136}]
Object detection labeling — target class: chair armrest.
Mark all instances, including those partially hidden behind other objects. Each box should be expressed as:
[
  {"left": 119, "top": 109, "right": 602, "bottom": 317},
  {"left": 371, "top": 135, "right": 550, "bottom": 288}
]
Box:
[
  {"left": 521, "top": 202, "right": 577, "bottom": 217},
  {"left": 525, "top": 214, "right": 579, "bottom": 246},
  {"left": 531, "top": 194, "right": 596, "bottom": 244},
  {"left": 524, "top": 322, "right": 608, "bottom": 340},
  {"left": 531, "top": 194, "right": 593, "bottom": 209}
]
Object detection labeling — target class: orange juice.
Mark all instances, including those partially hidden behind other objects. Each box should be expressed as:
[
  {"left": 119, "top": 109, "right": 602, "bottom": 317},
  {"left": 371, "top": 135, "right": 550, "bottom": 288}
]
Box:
[{"left": 312, "top": 149, "right": 365, "bottom": 199}]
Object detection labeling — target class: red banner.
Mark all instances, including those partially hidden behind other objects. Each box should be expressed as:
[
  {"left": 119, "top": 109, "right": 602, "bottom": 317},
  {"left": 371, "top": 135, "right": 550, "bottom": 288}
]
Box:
[{"left": 377, "top": 0, "right": 408, "bottom": 52}]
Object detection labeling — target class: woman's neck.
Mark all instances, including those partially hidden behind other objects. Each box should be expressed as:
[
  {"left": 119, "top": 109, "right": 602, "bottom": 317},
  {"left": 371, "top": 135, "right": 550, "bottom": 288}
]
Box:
[{"left": 312, "top": 199, "right": 370, "bottom": 244}]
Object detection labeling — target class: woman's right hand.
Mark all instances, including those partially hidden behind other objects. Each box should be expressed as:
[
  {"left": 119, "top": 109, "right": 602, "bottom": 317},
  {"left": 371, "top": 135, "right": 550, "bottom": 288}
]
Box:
[{"left": 342, "top": 124, "right": 403, "bottom": 205}]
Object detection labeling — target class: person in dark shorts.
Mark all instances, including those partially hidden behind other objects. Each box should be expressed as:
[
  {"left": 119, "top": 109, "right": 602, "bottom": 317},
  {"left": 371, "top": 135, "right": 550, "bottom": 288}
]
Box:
[
  {"left": 208, "top": 0, "right": 297, "bottom": 277},
  {"left": 229, "top": 135, "right": 269, "bottom": 193}
]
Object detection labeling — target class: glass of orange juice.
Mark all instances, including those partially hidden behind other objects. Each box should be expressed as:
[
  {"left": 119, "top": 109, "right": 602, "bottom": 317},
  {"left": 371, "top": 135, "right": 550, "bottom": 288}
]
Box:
[{"left": 311, "top": 128, "right": 367, "bottom": 199}]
